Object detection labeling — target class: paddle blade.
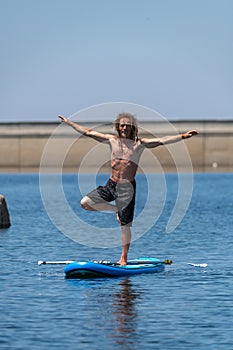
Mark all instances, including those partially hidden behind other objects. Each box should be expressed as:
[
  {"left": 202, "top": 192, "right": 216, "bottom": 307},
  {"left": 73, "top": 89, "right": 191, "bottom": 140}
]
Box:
[{"left": 164, "top": 259, "right": 172, "bottom": 265}]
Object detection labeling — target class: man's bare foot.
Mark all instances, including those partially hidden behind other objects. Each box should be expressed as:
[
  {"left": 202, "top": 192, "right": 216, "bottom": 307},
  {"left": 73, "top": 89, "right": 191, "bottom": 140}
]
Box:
[{"left": 117, "top": 258, "right": 127, "bottom": 266}]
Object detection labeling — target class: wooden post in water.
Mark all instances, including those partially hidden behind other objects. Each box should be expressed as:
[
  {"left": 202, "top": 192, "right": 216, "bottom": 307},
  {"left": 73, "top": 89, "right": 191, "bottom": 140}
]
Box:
[{"left": 0, "top": 194, "right": 11, "bottom": 229}]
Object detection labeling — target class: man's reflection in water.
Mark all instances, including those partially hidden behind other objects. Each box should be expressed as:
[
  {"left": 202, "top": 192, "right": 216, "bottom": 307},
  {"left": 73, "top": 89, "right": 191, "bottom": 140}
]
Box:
[
  {"left": 111, "top": 278, "right": 141, "bottom": 347},
  {"left": 66, "top": 276, "right": 142, "bottom": 348}
]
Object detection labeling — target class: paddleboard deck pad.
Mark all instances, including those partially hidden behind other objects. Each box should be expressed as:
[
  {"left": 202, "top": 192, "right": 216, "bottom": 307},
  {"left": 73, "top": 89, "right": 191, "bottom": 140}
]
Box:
[{"left": 64, "top": 257, "right": 172, "bottom": 279}]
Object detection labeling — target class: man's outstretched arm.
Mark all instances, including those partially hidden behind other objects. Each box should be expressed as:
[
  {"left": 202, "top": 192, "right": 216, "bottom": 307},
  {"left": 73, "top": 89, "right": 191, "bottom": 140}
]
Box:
[
  {"left": 141, "top": 130, "right": 198, "bottom": 148},
  {"left": 58, "top": 115, "right": 113, "bottom": 142}
]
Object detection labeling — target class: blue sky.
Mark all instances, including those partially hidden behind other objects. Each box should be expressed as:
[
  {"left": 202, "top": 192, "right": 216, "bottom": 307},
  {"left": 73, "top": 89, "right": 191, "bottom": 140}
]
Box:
[{"left": 0, "top": 0, "right": 232, "bottom": 122}]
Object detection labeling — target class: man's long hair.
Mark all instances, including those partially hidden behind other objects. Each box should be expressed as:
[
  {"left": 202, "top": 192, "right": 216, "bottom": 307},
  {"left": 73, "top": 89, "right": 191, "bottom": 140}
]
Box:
[{"left": 114, "top": 113, "right": 138, "bottom": 141}]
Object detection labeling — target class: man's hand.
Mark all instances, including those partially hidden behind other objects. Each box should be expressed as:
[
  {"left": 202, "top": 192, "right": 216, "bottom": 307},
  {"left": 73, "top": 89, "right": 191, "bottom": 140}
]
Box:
[
  {"left": 182, "top": 130, "right": 198, "bottom": 139},
  {"left": 58, "top": 115, "right": 68, "bottom": 123}
]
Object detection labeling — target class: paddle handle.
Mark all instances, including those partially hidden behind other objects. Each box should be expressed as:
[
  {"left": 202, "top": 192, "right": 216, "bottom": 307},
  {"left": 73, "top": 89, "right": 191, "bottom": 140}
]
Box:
[{"left": 38, "top": 260, "right": 74, "bottom": 266}]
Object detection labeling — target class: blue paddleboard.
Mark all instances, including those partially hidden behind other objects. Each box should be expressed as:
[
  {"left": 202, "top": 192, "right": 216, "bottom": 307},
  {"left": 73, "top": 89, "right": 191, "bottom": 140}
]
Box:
[{"left": 64, "top": 257, "right": 172, "bottom": 279}]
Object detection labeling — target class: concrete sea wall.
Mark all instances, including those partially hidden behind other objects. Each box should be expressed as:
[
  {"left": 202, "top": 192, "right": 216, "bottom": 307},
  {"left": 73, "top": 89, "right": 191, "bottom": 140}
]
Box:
[{"left": 0, "top": 121, "right": 232, "bottom": 173}]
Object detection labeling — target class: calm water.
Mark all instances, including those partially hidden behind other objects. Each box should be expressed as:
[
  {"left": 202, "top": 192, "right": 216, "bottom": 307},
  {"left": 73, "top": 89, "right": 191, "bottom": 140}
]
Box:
[{"left": 0, "top": 173, "right": 233, "bottom": 350}]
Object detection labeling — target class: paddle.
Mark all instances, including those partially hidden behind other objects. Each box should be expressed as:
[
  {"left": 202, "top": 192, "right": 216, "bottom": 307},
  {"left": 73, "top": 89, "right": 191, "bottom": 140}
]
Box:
[
  {"left": 38, "top": 259, "right": 208, "bottom": 268},
  {"left": 38, "top": 259, "right": 173, "bottom": 266}
]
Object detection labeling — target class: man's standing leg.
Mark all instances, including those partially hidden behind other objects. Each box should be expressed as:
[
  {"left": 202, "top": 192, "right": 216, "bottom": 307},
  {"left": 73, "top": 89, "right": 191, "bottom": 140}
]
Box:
[{"left": 118, "top": 225, "right": 131, "bottom": 266}]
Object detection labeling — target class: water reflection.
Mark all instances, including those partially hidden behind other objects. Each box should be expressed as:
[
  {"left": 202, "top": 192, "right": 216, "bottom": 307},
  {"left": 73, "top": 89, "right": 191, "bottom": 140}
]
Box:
[
  {"left": 67, "top": 277, "right": 141, "bottom": 348},
  {"left": 110, "top": 278, "right": 141, "bottom": 348}
]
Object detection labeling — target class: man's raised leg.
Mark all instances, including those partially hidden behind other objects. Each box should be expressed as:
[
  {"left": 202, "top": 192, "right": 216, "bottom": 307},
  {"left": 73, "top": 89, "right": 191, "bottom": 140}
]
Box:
[{"left": 80, "top": 196, "right": 117, "bottom": 212}]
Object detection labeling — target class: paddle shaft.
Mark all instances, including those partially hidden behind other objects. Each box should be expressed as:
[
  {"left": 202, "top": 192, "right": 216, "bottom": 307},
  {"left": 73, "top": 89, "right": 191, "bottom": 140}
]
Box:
[
  {"left": 38, "top": 259, "right": 207, "bottom": 268},
  {"left": 38, "top": 259, "right": 172, "bottom": 266}
]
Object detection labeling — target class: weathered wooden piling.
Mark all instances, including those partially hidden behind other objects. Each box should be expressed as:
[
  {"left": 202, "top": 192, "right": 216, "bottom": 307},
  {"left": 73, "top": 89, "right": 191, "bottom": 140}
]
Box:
[{"left": 0, "top": 194, "right": 11, "bottom": 228}]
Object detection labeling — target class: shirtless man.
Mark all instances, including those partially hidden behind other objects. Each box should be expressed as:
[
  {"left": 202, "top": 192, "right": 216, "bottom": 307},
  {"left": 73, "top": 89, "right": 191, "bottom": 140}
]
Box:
[{"left": 58, "top": 113, "right": 198, "bottom": 265}]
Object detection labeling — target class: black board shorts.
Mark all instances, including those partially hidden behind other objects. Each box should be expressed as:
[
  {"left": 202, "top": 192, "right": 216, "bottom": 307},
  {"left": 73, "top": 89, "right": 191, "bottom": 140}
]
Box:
[{"left": 86, "top": 178, "right": 136, "bottom": 226}]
